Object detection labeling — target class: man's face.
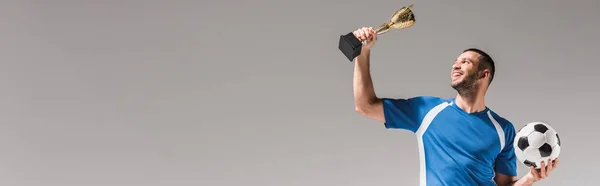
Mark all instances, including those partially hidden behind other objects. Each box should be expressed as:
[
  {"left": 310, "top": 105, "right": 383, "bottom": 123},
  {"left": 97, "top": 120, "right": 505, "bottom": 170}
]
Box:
[{"left": 451, "top": 51, "right": 481, "bottom": 91}]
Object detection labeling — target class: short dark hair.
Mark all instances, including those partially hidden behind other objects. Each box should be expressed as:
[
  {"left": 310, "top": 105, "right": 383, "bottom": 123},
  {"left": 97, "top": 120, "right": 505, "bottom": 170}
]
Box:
[{"left": 463, "top": 48, "right": 495, "bottom": 84}]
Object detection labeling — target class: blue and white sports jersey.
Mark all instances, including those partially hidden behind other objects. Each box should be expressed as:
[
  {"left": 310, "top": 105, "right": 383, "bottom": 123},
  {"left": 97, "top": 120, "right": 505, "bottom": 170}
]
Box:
[{"left": 382, "top": 96, "right": 517, "bottom": 186}]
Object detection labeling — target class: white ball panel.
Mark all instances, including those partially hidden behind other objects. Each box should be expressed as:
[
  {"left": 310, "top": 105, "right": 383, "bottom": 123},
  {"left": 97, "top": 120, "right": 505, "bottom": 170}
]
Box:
[
  {"left": 523, "top": 147, "right": 541, "bottom": 163},
  {"left": 551, "top": 144, "right": 561, "bottom": 159},
  {"left": 544, "top": 129, "right": 558, "bottom": 146},
  {"left": 527, "top": 131, "right": 546, "bottom": 148}
]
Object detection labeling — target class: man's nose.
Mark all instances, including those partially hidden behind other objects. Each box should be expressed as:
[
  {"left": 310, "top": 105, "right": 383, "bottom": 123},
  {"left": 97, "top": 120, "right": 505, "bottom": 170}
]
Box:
[{"left": 452, "top": 64, "right": 461, "bottom": 70}]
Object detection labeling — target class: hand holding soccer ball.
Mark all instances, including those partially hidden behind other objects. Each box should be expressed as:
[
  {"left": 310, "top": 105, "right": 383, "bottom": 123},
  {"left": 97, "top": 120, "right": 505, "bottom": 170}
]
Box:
[{"left": 514, "top": 121, "right": 561, "bottom": 182}]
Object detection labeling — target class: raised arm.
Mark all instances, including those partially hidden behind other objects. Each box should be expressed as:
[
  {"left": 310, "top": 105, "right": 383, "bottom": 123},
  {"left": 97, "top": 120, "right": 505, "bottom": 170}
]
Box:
[{"left": 352, "top": 27, "right": 385, "bottom": 123}]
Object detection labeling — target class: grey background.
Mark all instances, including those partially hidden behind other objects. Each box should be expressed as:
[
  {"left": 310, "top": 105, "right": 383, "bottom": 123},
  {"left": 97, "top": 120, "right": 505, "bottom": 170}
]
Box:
[{"left": 1, "top": 0, "right": 598, "bottom": 185}]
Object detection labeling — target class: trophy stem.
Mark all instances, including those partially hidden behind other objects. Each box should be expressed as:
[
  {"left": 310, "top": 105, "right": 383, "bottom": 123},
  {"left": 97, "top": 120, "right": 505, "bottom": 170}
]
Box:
[{"left": 375, "top": 23, "right": 391, "bottom": 35}]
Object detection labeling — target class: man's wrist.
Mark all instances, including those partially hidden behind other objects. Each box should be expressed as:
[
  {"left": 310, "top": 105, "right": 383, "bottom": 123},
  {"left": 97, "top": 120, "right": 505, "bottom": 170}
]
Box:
[
  {"left": 514, "top": 173, "right": 535, "bottom": 186},
  {"left": 362, "top": 48, "right": 371, "bottom": 53}
]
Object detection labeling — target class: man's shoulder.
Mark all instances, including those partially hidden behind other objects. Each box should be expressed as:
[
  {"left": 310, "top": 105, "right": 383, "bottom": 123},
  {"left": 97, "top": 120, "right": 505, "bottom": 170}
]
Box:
[{"left": 487, "top": 109, "right": 516, "bottom": 132}]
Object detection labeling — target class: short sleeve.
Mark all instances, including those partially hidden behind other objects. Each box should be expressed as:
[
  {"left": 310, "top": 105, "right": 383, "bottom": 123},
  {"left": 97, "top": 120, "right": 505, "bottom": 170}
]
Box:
[
  {"left": 494, "top": 118, "right": 518, "bottom": 176},
  {"left": 382, "top": 96, "right": 444, "bottom": 132}
]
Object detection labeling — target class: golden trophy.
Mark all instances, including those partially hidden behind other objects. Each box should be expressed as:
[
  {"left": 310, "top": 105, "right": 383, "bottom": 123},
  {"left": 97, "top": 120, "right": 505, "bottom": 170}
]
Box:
[{"left": 338, "top": 4, "right": 416, "bottom": 61}]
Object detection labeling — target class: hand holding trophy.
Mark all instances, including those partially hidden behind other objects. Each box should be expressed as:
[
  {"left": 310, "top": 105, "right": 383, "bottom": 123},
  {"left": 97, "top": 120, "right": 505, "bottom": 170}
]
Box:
[{"left": 338, "top": 4, "right": 416, "bottom": 61}]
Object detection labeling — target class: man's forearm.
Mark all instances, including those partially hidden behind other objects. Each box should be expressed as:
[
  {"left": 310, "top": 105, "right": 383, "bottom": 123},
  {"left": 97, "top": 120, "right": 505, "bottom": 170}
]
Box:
[
  {"left": 510, "top": 174, "right": 535, "bottom": 186},
  {"left": 353, "top": 49, "right": 378, "bottom": 108}
]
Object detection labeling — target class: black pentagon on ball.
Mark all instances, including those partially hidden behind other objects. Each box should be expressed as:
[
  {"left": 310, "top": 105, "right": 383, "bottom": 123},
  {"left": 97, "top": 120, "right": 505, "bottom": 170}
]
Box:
[
  {"left": 524, "top": 160, "right": 537, "bottom": 168},
  {"left": 517, "top": 136, "right": 529, "bottom": 151},
  {"left": 539, "top": 143, "right": 553, "bottom": 157},
  {"left": 556, "top": 133, "right": 561, "bottom": 146},
  {"left": 534, "top": 124, "right": 548, "bottom": 133}
]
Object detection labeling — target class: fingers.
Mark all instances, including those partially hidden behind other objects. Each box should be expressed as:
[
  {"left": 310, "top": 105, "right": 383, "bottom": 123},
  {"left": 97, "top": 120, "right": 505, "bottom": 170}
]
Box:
[
  {"left": 366, "top": 29, "right": 373, "bottom": 42},
  {"left": 353, "top": 27, "right": 366, "bottom": 40},
  {"left": 540, "top": 160, "right": 547, "bottom": 179},
  {"left": 528, "top": 158, "right": 559, "bottom": 183},
  {"left": 529, "top": 166, "right": 541, "bottom": 180},
  {"left": 532, "top": 158, "right": 559, "bottom": 182},
  {"left": 353, "top": 27, "right": 375, "bottom": 42},
  {"left": 546, "top": 158, "right": 559, "bottom": 177},
  {"left": 352, "top": 30, "right": 362, "bottom": 40},
  {"left": 361, "top": 27, "right": 369, "bottom": 40},
  {"left": 370, "top": 28, "right": 377, "bottom": 41},
  {"left": 546, "top": 158, "right": 554, "bottom": 174}
]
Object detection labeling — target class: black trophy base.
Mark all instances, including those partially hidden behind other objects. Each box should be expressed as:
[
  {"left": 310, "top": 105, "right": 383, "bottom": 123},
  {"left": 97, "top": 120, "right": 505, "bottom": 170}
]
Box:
[{"left": 338, "top": 32, "right": 362, "bottom": 62}]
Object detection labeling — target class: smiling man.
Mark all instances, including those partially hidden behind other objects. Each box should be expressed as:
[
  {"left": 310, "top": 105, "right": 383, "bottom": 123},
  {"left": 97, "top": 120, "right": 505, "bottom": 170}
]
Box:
[{"left": 351, "top": 27, "right": 559, "bottom": 186}]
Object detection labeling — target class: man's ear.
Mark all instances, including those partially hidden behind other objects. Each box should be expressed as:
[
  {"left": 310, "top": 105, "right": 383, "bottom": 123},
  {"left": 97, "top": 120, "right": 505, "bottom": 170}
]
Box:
[{"left": 479, "top": 70, "right": 489, "bottom": 79}]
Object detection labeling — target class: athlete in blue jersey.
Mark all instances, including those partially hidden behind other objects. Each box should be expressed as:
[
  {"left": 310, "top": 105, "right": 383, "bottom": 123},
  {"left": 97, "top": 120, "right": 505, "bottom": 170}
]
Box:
[{"left": 351, "top": 27, "right": 559, "bottom": 186}]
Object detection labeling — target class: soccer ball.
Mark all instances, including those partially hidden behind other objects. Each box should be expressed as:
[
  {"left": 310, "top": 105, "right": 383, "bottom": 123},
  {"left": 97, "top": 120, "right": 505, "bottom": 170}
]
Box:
[{"left": 514, "top": 121, "right": 561, "bottom": 169}]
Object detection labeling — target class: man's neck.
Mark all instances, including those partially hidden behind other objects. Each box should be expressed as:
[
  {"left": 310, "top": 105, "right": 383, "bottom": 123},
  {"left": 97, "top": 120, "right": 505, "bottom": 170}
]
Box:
[{"left": 455, "top": 91, "right": 486, "bottom": 113}]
